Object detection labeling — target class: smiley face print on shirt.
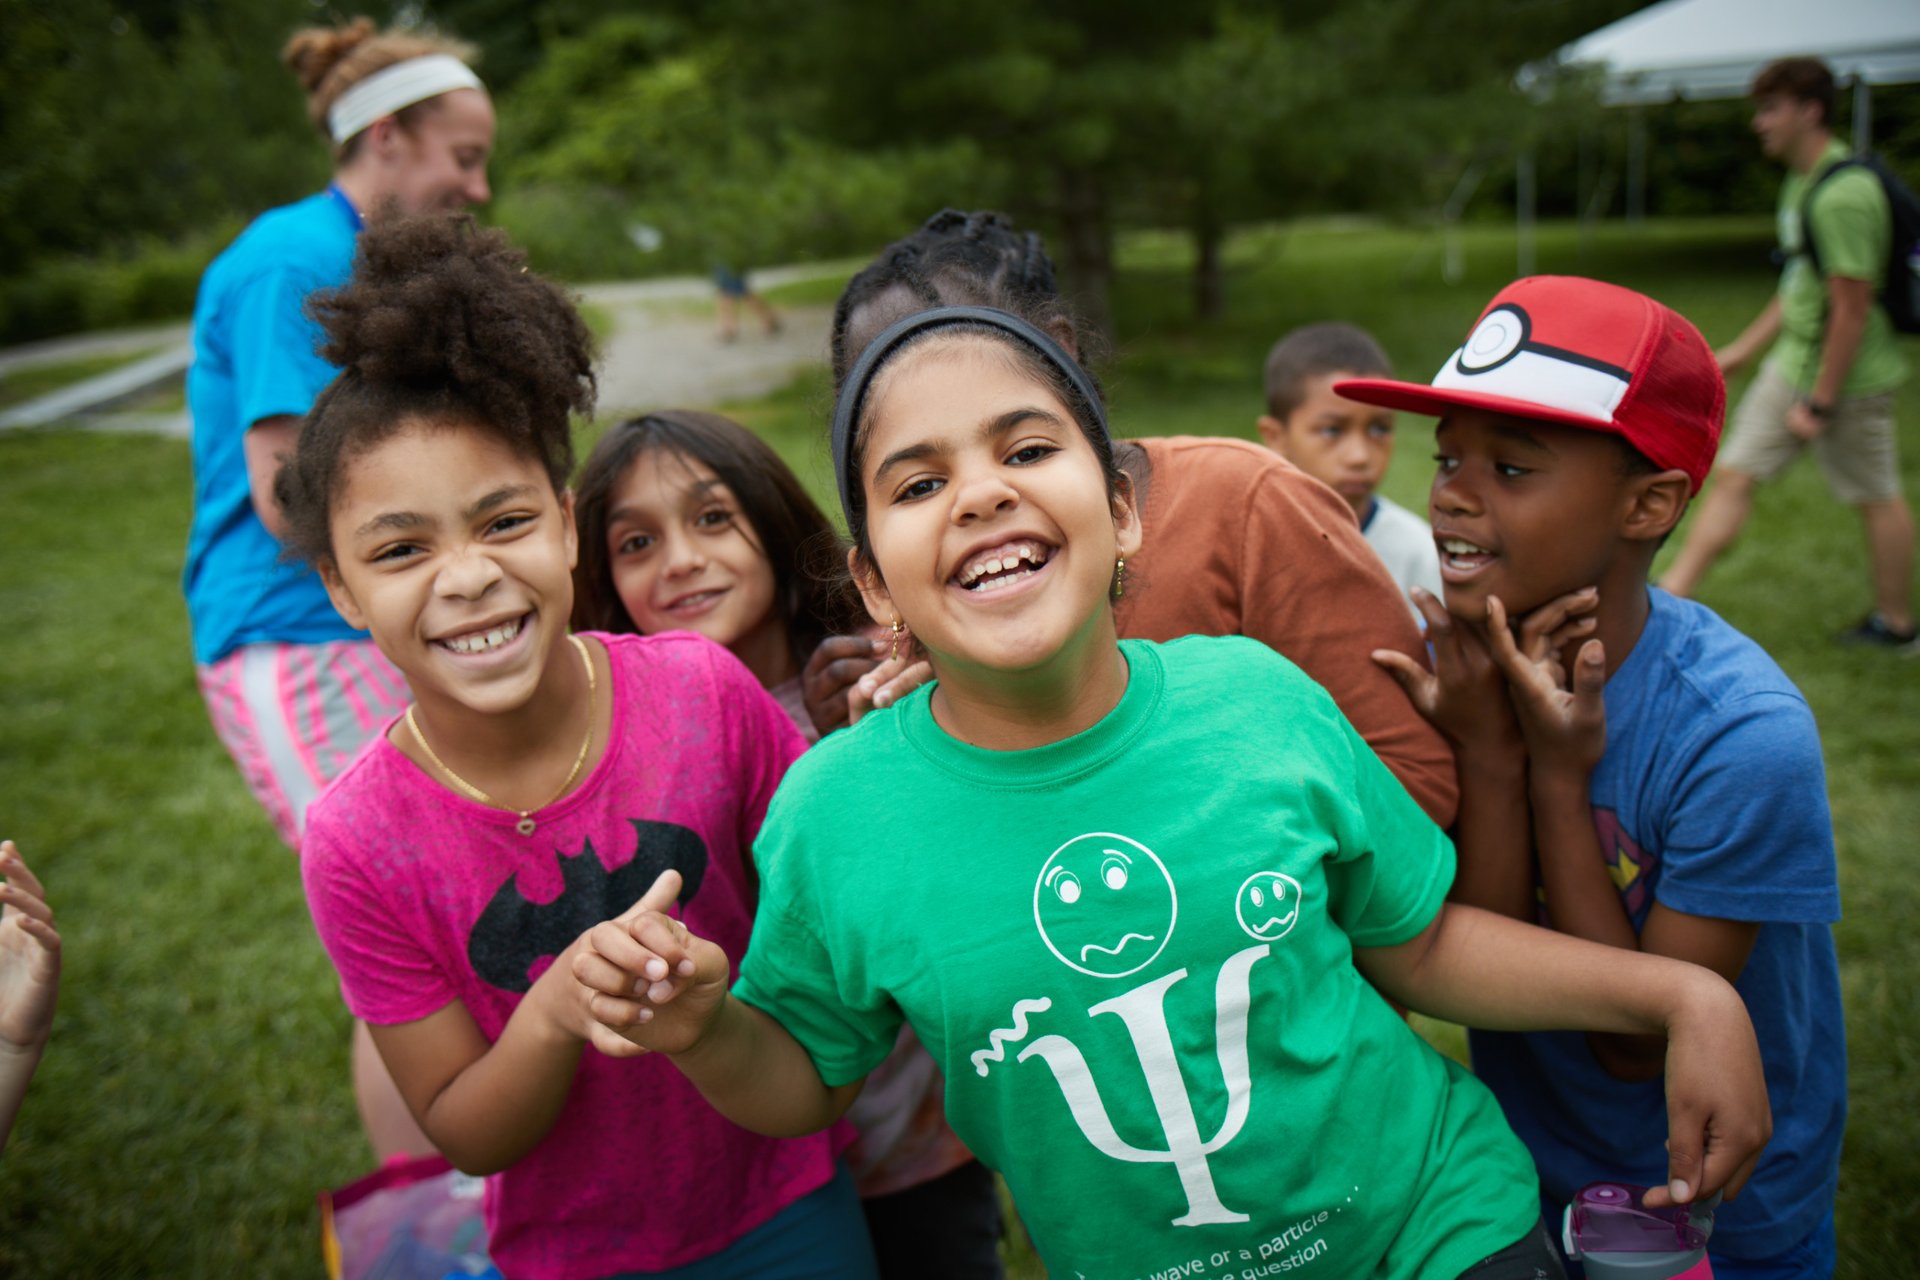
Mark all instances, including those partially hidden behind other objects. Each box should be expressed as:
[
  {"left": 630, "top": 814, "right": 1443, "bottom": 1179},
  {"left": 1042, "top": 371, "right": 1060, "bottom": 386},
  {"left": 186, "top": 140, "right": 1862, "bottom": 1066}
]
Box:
[
  {"left": 1235, "top": 870, "right": 1304, "bottom": 942},
  {"left": 1033, "top": 831, "right": 1178, "bottom": 978}
]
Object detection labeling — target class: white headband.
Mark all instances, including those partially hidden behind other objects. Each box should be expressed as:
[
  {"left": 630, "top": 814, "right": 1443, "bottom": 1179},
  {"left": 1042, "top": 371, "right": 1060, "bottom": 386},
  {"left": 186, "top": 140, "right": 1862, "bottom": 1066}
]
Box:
[{"left": 327, "top": 54, "right": 483, "bottom": 145}]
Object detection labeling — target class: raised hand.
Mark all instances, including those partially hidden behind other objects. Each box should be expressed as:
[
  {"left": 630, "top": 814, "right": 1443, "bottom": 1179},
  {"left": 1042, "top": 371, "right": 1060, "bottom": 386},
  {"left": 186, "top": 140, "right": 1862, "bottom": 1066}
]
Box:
[
  {"left": 1373, "top": 586, "right": 1522, "bottom": 753},
  {"left": 850, "top": 653, "right": 933, "bottom": 723},
  {"left": 801, "top": 634, "right": 884, "bottom": 736},
  {"left": 1485, "top": 594, "right": 1607, "bottom": 778},
  {"left": 0, "top": 841, "right": 59, "bottom": 1057}
]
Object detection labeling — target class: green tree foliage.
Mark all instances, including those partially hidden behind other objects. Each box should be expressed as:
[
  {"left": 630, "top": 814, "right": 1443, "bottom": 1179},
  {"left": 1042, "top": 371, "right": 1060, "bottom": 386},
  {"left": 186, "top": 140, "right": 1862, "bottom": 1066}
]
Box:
[
  {"left": 716, "top": 0, "right": 1652, "bottom": 331},
  {"left": 726, "top": 0, "right": 1230, "bottom": 333},
  {"left": 0, "top": 0, "right": 365, "bottom": 266},
  {"left": 12, "top": 0, "right": 1911, "bottom": 346},
  {"left": 488, "top": 14, "right": 996, "bottom": 279},
  {"left": 0, "top": 0, "right": 380, "bottom": 339}
]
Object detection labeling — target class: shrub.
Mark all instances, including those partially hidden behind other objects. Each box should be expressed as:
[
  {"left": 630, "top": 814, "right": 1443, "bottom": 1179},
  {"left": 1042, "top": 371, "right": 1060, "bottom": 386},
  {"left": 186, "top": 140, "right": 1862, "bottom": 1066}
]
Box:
[
  {"left": 0, "top": 221, "right": 237, "bottom": 345},
  {"left": 485, "top": 185, "right": 651, "bottom": 282}
]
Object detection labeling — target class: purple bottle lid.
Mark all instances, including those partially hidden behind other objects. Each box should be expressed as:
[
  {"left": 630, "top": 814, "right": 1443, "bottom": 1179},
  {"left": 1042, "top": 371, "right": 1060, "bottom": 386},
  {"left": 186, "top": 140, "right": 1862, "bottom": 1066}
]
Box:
[{"left": 1567, "top": 1183, "right": 1711, "bottom": 1254}]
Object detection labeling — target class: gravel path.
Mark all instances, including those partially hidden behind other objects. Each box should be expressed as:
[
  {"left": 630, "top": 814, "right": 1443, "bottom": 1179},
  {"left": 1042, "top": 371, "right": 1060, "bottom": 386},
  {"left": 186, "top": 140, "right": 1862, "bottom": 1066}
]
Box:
[
  {"left": 0, "top": 262, "right": 855, "bottom": 435},
  {"left": 588, "top": 298, "right": 831, "bottom": 417}
]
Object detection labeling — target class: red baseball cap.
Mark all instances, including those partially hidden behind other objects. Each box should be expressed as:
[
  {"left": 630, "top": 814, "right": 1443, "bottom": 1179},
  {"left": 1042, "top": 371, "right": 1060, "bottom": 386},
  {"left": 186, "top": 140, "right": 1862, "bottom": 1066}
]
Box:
[{"left": 1336, "top": 276, "right": 1725, "bottom": 492}]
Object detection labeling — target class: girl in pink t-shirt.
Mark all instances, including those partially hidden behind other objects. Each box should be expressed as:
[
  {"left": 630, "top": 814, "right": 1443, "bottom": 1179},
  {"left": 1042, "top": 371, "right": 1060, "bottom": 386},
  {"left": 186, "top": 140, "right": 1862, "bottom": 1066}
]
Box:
[
  {"left": 572, "top": 412, "right": 1002, "bottom": 1277},
  {"left": 279, "top": 215, "right": 875, "bottom": 1280}
]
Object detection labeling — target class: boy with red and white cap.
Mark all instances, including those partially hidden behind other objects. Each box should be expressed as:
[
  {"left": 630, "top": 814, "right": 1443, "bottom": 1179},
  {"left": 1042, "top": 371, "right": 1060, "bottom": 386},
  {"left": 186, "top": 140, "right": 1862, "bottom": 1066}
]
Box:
[{"left": 1348, "top": 276, "right": 1844, "bottom": 1278}]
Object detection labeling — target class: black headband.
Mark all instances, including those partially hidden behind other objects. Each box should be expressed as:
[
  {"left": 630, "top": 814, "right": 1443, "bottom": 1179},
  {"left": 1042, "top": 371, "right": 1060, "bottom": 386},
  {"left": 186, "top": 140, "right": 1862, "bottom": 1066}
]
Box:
[{"left": 829, "top": 305, "right": 1111, "bottom": 521}]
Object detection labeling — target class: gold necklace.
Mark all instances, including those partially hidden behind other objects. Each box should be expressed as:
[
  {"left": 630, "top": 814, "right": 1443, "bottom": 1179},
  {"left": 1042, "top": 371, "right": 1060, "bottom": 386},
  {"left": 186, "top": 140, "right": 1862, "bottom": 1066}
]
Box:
[{"left": 406, "top": 634, "right": 597, "bottom": 836}]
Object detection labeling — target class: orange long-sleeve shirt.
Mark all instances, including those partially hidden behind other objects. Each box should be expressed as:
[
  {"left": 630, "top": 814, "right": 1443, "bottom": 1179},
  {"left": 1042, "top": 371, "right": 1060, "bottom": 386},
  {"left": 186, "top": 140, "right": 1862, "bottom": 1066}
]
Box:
[{"left": 1115, "top": 436, "right": 1458, "bottom": 827}]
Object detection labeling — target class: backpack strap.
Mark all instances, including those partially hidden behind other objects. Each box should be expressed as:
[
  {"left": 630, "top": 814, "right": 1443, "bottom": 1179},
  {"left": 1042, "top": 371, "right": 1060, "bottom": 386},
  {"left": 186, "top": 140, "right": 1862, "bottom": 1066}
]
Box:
[{"left": 1797, "top": 156, "right": 1861, "bottom": 279}]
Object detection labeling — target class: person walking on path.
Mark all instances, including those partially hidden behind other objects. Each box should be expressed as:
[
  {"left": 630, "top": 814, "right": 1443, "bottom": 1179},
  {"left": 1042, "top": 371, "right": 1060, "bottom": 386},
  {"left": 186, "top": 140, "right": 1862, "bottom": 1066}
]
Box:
[
  {"left": 1661, "top": 56, "right": 1915, "bottom": 649},
  {"left": 713, "top": 262, "right": 783, "bottom": 342},
  {"left": 180, "top": 17, "right": 494, "bottom": 1160}
]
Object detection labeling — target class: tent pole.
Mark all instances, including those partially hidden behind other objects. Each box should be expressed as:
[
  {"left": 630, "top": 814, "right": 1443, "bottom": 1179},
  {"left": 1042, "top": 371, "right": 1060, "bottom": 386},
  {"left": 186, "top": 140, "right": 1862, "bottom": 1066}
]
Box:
[
  {"left": 1854, "top": 78, "right": 1872, "bottom": 152},
  {"left": 1442, "top": 159, "right": 1486, "bottom": 285},
  {"left": 1626, "top": 104, "right": 1647, "bottom": 226},
  {"left": 1517, "top": 146, "right": 1537, "bottom": 277},
  {"left": 1578, "top": 122, "right": 1593, "bottom": 233}
]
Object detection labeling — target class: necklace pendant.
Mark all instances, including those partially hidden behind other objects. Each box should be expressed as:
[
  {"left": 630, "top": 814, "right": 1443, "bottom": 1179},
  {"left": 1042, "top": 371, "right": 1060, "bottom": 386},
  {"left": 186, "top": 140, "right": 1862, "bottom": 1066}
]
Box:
[{"left": 516, "top": 816, "right": 536, "bottom": 836}]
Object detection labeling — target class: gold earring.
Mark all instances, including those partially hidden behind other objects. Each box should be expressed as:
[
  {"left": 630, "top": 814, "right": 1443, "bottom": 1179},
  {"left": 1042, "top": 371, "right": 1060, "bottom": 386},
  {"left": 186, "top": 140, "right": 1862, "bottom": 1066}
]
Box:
[
  {"left": 890, "top": 618, "right": 906, "bottom": 662},
  {"left": 1111, "top": 557, "right": 1127, "bottom": 601}
]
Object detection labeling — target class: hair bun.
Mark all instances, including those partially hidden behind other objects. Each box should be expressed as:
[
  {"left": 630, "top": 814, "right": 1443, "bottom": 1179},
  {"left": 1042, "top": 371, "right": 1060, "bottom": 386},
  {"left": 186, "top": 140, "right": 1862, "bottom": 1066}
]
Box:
[
  {"left": 282, "top": 17, "right": 377, "bottom": 96},
  {"left": 311, "top": 213, "right": 595, "bottom": 443},
  {"left": 275, "top": 217, "right": 590, "bottom": 568}
]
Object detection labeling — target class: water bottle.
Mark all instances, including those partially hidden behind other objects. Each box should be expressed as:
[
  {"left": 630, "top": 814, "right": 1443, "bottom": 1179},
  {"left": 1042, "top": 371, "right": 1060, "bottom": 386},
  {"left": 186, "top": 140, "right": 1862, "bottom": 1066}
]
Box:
[{"left": 1560, "top": 1182, "right": 1717, "bottom": 1279}]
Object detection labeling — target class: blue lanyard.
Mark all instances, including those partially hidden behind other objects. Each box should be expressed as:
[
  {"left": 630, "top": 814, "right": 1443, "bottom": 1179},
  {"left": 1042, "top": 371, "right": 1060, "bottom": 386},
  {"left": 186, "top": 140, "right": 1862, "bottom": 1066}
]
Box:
[{"left": 326, "top": 183, "right": 365, "bottom": 232}]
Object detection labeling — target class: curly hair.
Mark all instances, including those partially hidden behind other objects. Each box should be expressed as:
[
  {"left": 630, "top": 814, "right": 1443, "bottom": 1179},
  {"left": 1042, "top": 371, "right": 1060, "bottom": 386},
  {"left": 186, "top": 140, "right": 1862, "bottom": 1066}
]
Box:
[
  {"left": 275, "top": 214, "right": 596, "bottom": 566},
  {"left": 572, "top": 411, "right": 860, "bottom": 668},
  {"left": 282, "top": 17, "right": 482, "bottom": 157}
]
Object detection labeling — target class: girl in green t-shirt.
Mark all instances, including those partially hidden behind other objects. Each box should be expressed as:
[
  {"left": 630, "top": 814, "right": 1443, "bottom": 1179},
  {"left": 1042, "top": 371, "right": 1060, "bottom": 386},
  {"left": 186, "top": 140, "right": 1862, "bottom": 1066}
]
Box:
[{"left": 569, "top": 300, "right": 1773, "bottom": 1279}]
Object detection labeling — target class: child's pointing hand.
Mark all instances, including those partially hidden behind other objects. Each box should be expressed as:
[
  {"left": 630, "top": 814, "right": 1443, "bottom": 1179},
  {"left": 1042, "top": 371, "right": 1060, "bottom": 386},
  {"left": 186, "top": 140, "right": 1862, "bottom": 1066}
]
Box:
[
  {"left": 526, "top": 868, "right": 685, "bottom": 1048},
  {"left": 573, "top": 891, "right": 731, "bottom": 1060}
]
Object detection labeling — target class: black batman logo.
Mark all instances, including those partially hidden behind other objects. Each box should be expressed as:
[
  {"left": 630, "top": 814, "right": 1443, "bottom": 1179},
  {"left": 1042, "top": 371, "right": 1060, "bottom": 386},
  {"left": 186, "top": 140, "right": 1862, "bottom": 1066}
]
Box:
[{"left": 466, "top": 819, "right": 708, "bottom": 993}]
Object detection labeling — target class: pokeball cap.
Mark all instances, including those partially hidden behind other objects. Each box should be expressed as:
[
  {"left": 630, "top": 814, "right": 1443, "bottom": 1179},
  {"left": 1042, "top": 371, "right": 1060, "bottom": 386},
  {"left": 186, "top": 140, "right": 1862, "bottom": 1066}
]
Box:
[{"left": 1337, "top": 276, "right": 1726, "bottom": 493}]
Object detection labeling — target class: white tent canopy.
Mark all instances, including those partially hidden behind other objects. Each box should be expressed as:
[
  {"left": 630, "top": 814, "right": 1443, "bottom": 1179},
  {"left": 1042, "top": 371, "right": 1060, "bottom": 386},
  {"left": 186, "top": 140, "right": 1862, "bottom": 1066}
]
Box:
[
  {"left": 1490, "top": 0, "right": 1920, "bottom": 272},
  {"left": 1530, "top": 0, "right": 1920, "bottom": 105}
]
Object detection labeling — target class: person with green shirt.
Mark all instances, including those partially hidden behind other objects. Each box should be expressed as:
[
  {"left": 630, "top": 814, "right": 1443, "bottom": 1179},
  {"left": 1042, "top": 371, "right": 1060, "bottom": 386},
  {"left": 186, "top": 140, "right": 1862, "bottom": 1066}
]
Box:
[
  {"left": 1663, "top": 56, "right": 1915, "bottom": 648},
  {"left": 568, "top": 296, "right": 1773, "bottom": 1280}
]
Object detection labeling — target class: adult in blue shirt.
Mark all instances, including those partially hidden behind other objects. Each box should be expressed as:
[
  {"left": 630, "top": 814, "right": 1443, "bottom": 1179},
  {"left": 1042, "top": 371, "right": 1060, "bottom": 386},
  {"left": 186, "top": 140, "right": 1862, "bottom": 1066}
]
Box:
[{"left": 183, "top": 16, "right": 493, "bottom": 1159}]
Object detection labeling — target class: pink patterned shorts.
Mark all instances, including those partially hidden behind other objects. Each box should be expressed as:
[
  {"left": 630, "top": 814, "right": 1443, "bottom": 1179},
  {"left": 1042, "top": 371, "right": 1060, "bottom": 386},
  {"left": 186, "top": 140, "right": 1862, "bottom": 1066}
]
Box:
[{"left": 197, "top": 639, "right": 410, "bottom": 849}]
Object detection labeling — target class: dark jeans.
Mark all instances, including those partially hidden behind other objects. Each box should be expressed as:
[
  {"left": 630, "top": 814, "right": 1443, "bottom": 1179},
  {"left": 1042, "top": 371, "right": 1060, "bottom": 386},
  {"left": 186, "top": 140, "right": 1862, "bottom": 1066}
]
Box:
[
  {"left": 1461, "top": 1223, "right": 1569, "bottom": 1280},
  {"left": 860, "top": 1159, "right": 1006, "bottom": 1280}
]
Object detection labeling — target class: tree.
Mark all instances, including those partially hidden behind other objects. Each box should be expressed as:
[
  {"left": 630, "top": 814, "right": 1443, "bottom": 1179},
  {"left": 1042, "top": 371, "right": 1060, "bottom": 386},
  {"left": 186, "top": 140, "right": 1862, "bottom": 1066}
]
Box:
[
  {"left": 721, "top": 0, "right": 1656, "bottom": 330},
  {"left": 0, "top": 0, "right": 399, "bottom": 267},
  {"left": 729, "top": 0, "right": 1232, "bottom": 336},
  {"left": 490, "top": 15, "right": 993, "bottom": 278}
]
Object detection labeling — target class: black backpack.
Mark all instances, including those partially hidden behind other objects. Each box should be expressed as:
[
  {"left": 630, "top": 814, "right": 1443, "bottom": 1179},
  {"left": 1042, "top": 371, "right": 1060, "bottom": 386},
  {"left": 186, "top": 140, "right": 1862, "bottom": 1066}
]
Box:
[{"left": 1799, "top": 154, "right": 1920, "bottom": 334}]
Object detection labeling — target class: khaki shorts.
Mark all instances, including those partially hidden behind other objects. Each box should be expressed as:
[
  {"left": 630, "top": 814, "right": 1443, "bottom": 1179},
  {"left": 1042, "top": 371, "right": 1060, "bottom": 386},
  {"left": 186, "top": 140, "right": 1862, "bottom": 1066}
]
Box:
[{"left": 1718, "top": 363, "right": 1902, "bottom": 503}]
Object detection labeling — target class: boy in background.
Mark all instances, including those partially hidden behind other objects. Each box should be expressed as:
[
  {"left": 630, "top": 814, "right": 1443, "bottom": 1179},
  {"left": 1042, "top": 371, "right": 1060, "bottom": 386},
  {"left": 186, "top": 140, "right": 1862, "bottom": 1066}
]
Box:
[
  {"left": 1258, "top": 323, "right": 1442, "bottom": 613},
  {"left": 1351, "top": 276, "right": 1844, "bottom": 1277}
]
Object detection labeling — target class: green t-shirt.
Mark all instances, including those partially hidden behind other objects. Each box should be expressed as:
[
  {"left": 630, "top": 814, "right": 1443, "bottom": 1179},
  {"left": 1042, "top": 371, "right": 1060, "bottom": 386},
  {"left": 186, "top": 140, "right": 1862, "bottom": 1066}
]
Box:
[
  {"left": 735, "top": 637, "right": 1540, "bottom": 1279},
  {"left": 1768, "top": 137, "right": 1908, "bottom": 396}
]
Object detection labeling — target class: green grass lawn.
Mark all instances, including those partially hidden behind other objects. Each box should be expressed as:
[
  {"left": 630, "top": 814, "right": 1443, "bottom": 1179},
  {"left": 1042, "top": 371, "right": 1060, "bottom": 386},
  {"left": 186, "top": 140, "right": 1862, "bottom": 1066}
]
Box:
[
  {"left": 0, "top": 346, "right": 167, "bottom": 412},
  {"left": 1, "top": 216, "right": 1913, "bottom": 1276}
]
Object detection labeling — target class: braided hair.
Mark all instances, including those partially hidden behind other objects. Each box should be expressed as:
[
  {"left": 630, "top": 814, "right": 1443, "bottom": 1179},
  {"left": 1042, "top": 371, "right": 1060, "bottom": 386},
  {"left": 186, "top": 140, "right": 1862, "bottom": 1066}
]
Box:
[{"left": 829, "top": 209, "right": 1080, "bottom": 388}]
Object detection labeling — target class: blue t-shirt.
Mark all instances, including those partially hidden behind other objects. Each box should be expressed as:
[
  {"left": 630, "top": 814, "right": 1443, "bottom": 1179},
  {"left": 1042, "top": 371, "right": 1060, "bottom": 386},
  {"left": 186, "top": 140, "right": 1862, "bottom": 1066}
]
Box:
[
  {"left": 1471, "top": 589, "right": 1845, "bottom": 1261},
  {"left": 182, "top": 187, "right": 367, "bottom": 664}
]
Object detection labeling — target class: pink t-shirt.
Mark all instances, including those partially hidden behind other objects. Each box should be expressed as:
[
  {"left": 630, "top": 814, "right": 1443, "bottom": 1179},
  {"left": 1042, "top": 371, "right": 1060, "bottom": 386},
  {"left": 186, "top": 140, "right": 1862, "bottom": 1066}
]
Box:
[{"left": 303, "top": 632, "right": 845, "bottom": 1279}]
